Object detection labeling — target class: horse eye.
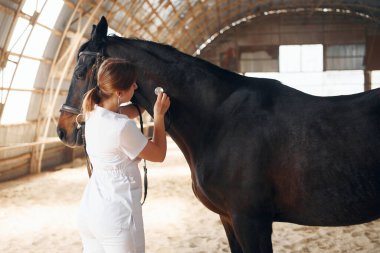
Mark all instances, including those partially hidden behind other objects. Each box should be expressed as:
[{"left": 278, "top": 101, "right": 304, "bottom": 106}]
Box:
[
  {"left": 75, "top": 71, "right": 85, "bottom": 80},
  {"left": 74, "top": 65, "right": 86, "bottom": 80}
]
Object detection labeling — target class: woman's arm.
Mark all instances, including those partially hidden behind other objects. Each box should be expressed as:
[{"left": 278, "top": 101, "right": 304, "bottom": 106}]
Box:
[
  {"left": 119, "top": 104, "right": 145, "bottom": 119},
  {"left": 138, "top": 93, "right": 170, "bottom": 162}
]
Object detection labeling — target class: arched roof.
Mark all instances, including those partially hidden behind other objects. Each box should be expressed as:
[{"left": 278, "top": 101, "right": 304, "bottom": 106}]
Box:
[{"left": 69, "top": 0, "right": 380, "bottom": 54}]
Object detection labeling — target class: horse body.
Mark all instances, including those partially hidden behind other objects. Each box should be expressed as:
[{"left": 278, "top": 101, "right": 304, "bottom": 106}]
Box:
[
  {"left": 58, "top": 17, "right": 380, "bottom": 253},
  {"left": 122, "top": 35, "right": 380, "bottom": 249},
  {"left": 199, "top": 81, "right": 380, "bottom": 225}
]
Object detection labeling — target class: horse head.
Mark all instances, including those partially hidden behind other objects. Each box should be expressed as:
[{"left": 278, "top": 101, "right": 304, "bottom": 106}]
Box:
[
  {"left": 58, "top": 16, "right": 173, "bottom": 147},
  {"left": 57, "top": 17, "right": 108, "bottom": 147}
]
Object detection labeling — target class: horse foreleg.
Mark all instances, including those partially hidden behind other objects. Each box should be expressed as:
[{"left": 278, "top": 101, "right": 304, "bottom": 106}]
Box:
[
  {"left": 220, "top": 215, "right": 243, "bottom": 253},
  {"left": 231, "top": 213, "right": 273, "bottom": 253}
]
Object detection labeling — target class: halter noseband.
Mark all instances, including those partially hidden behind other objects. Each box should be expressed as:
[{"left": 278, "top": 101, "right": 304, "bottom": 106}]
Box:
[{"left": 60, "top": 50, "right": 106, "bottom": 116}]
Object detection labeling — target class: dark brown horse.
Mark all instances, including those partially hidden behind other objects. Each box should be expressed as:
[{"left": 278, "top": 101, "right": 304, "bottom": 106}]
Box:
[{"left": 57, "top": 17, "right": 380, "bottom": 253}]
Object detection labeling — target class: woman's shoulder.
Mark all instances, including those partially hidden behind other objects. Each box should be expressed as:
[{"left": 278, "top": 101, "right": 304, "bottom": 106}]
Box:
[
  {"left": 109, "top": 111, "right": 139, "bottom": 134},
  {"left": 88, "top": 105, "right": 133, "bottom": 128}
]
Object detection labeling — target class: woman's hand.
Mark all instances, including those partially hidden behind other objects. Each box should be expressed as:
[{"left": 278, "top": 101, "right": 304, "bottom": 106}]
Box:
[
  {"left": 138, "top": 92, "right": 170, "bottom": 162},
  {"left": 153, "top": 92, "right": 170, "bottom": 119}
]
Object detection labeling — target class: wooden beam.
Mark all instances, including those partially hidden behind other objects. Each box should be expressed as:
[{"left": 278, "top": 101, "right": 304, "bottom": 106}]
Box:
[
  {"left": 0, "top": 3, "right": 16, "bottom": 16},
  {"left": 0, "top": 0, "right": 24, "bottom": 71},
  {"left": 0, "top": 137, "right": 60, "bottom": 151},
  {"left": 110, "top": 1, "right": 159, "bottom": 41},
  {"left": 166, "top": 0, "right": 197, "bottom": 50},
  {"left": 216, "top": 0, "right": 222, "bottom": 30},
  {"left": 145, "top": 0, "right": 172, "bottom": 41},
  {"left": 0, "top": 87, "right": 67, "bottom": 95},
  {"left": 189, "top": 1, "right": 262, "bottom": 54},
  {"left": 197, "top": 1, "right": 212, "bottom": 36},
  {"left": 184, "top": 0, "right": 208, "bottom": 41},
  {"left": 364, "top": 70, "right": 372, "bottom": 91},
  {"left": 7, "top": 51, "right": 53, "bottom": 64},
  {"left": 114, "top": 0, "right": 138, "bottom": 32},
  {"left": 31, "top": 0, "right": 104, "bottom": 174}
]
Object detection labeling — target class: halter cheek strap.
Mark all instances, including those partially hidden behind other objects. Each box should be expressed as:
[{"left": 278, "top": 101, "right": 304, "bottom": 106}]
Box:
[{"left": 60, "top": 50, "right": 106, "bottom": 178}]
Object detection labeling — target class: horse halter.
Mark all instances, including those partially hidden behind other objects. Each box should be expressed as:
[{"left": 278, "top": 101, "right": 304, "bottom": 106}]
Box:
[
  {"left": 59, "top": 49, "right": 106, "bottom": 178},
  {"left": 59, "top": 50, "right": 106, "bottom": 118}
]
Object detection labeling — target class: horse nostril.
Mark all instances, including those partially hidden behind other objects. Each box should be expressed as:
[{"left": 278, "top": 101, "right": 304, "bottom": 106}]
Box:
[{"left": 57, "top": 128, "right": 66, "bottom": 140}]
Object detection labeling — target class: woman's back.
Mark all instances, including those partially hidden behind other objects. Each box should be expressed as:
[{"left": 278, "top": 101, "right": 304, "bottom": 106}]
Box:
[{"left": 85, "top": 105, "right": 147, "bottom": 171}]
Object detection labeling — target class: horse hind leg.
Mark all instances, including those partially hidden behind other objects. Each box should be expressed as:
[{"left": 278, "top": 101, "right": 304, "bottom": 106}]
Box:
[
  {"left": 220, "top": 215, "right": 243, "bottom": 253},
  {"left": 231, "top": 213, "right": 273, "bottom": 253}
]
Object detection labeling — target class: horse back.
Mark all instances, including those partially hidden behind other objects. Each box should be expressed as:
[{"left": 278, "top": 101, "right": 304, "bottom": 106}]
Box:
[
  {"left": 271, "top": 86, "right": 380, "bottom": 225},
  {"left": 198, "top": 80, "right": 380, "bottom": 226}
]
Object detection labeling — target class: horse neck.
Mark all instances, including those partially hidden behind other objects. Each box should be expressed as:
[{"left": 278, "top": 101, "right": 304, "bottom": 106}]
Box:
[
  {"left": 149, "top": 60, "right": 236, "bottom": 166},
  {"left": 110, "top": 38, "right": 239, "bottom": 166},
  {"left": 166, "top": 66, "right": 228, "bottom": 167}
]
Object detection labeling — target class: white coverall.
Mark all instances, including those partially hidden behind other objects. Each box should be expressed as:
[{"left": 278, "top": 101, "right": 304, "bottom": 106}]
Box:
[{"left": 78, "top": 105, "right": 148, "bottom": 253}]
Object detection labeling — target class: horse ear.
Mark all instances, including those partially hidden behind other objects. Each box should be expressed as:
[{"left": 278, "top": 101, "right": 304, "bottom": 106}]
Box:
[
  {"left": 91, "top": 16, "right": 108, "bottom": 43},
  {"left": 90, "top": 24, "right": 96, "bottom": 37}
]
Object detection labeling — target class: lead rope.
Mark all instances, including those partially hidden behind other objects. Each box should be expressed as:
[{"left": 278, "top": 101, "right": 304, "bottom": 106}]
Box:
[
  {"left": 81, "top": 121, "right": 93, "bottom": 177},
  {"left": 132, "top": 103, "right": 148, "bottom": 206}
]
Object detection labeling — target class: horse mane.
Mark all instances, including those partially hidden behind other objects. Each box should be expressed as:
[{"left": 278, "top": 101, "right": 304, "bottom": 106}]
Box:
[{"left": 107, "top": 35, "right": 240, "bottom": 81}]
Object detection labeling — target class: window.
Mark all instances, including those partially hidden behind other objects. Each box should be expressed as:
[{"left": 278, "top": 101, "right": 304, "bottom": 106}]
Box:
[
  {"left": 0, "top": 0, "right": 64, "bottom": 124},
  {"left": 6, "top": 18, "right": 32, "bottom": 55},
  {"left": 247, "top": 44, "right": 364, "bottom": 96},
  {"left": 279, "top": 44, "right": 323, "bottom": 72},
  {"left": 372, "top": 71, "right": 380, "bottom": 89},
  {"left": 240, "top": 46, "right": 279, "bottom": 73},
  {"left": 325, "top": 44, "right": 365, "bottom": 70}
]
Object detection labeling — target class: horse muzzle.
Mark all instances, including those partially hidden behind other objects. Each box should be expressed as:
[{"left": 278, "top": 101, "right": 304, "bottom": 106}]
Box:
[{"left": 57, "top": 126, "right": 84, "bottom": 147}]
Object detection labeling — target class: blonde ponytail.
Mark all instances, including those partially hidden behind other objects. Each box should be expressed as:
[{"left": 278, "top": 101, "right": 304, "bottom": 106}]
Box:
[{"left": 82, "top": 87, "right": 101, "bottom": 115}]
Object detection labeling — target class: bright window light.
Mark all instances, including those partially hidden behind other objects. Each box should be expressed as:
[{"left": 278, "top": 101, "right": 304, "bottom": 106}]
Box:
[
  {"left": 0, "top": 60, "right": 35, "bottom": 124},
  {"left": 280, "top": 45, "right": 300, "bottom": 72},
  {"left": 38, "top": 0, "right": 64, "bottom": 28},
  {"left": 280, "top": 44, "right": 323, "bottom": 72},
  {"left": 301, "top": 44, "right": 323, "bottom": 72},
  {"left": 0, "top": 58, "right": 40, "bottom": 124},
  {"left": 372, "top": 71, "right": 380, "bottom": 89},
  {"left": 0, "top": 61, "right": 16, "bottom": 91},
  {"left": 1, "top": 91, "right": 32, "bottom": 124},
  {"left": 12, "top": 58, "right": 40, "bottom": 89},
  {"left": 7, "top": 18, "right": 32, "bottom": 54},
  {"left": 22, "top": 0, "right": 46, "bottom": 16},
  {"left": 108, "top": 27, "right": 121, "bottom": 36},
  {"left": 24, "top": 25, "right": 51, "bottom": 58},
  {"left": 1, "top": 1, "right": 64, "bottom": 124},
  {"left": 245, "top": 70, "right": 364, "bottom": 96}
]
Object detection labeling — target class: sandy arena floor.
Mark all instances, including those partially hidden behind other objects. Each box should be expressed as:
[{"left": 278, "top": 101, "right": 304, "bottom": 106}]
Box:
[{"left": 0, "top": 138, "right": 379, "bottom": 253}]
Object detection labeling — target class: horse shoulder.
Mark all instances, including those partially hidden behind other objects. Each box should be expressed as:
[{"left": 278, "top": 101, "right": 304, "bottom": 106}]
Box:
[{"left": 193, "top": 87, "right": 285, "bottom": 210}]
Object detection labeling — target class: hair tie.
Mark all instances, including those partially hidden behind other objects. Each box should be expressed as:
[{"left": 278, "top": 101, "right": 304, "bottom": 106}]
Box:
[
  {"left": 94, "top": 86, "right": 101, "bottom": 103},
  {"left": 95, "top": 86, "right": 101, "bottom": 95}
]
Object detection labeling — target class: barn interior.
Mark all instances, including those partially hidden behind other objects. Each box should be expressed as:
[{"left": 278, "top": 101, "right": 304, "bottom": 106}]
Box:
[
  {"left": 1, "top": 1, "right": 380, "bottom": 252},
  {"left": 1, "top": 0, "right": 380, "bottom": 180}
]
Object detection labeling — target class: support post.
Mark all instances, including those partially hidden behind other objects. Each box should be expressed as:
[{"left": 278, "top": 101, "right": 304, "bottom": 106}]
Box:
[{"left": 364, "top": 70, "right": 372, "bottom": 91}]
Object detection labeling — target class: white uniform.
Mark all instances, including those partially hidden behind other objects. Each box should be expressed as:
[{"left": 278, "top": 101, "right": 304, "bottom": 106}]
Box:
[{"left": 78, "top": 105, "right": 148, "bottom": 253}]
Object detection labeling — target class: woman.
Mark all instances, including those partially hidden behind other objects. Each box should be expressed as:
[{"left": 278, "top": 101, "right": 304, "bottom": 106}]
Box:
[{"left": 78, "top": 58, "right": 170, "bottom": 253}]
